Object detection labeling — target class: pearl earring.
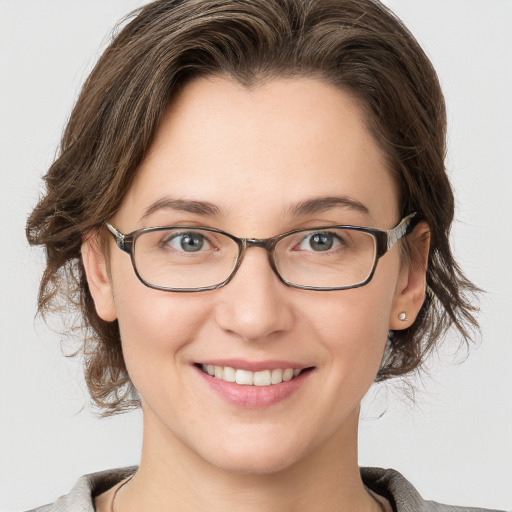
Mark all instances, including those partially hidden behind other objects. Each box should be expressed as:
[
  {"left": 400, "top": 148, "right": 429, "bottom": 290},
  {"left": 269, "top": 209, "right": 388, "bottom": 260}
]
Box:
[{"left": 398, "top": 312, "right": 407, "bottom": 321}]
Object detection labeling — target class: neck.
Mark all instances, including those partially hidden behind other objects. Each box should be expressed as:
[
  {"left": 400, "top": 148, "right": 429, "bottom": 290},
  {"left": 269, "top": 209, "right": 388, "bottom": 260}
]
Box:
[{"left": 117, "top": 405, "right": 381, "bottom": 512}]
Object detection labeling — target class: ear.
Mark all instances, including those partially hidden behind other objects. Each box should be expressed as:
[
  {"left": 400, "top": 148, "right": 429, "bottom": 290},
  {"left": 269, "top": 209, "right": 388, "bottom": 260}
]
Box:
[
  {"left": 81, "top": 232, "right": 117, "bottom": 322},
  {"left": 389, "top": 222, "right": 430, "bottom": 330}
]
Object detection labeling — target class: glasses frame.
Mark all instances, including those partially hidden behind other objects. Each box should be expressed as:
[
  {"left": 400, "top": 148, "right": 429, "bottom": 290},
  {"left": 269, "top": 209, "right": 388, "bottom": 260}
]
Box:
[{"left": 106, "top": 212, "right": 419, "bottom": 292}]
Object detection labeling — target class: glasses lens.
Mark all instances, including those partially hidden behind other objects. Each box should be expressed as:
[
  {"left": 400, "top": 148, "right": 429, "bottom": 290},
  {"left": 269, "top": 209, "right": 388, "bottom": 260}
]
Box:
[
  {"left": 133, "top": 228, "right": 239, "bottom": 290},
  {"left": 273, "top": 228, "right": 377, "bottom": 289}
]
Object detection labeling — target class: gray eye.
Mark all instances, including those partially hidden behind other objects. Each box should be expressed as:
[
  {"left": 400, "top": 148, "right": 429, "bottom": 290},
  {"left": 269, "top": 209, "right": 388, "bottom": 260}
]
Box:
[
  {"left": 166, "top": 232, "right": 208, "bottom": 252},
  {"left": 300, "top": 232, "right": 338, "bottom": 252}
]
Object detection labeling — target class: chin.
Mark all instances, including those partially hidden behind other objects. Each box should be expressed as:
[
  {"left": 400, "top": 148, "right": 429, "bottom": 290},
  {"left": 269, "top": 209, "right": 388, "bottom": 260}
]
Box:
[
  {"left": 194, "top": 431, "right": 311, "bottom": 476},
  {"left": 207, "top": 449, "right": 301, "bottom": 476}
]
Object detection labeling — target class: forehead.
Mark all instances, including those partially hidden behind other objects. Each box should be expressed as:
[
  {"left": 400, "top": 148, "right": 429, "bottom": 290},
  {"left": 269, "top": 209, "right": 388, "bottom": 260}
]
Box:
[{"left": 117, "top": 76, "right": 399, "bottom": 232}]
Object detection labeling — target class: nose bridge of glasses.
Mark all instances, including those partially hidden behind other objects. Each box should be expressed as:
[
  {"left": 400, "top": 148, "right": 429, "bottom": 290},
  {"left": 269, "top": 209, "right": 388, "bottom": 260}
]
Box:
[
  {"left": 240, "top": 237, "right": 280, "bottom": 259},
  {"left": 235, "top": 237, "right": 280, "bottom": 277},
  {"left": 243, "top": 238, "right": 272, "bottom": 249}
]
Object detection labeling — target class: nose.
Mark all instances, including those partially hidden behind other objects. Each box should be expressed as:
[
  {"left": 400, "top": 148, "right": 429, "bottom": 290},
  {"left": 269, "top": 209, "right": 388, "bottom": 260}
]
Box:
[{"left": 214, "top": 247, "right": 294, "bottom": 342}]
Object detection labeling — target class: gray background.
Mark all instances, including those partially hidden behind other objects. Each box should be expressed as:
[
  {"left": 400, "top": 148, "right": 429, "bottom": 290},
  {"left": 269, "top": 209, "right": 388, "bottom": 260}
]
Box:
[{"left": 1, "top": 0, "right": 511, "bottom": 510}]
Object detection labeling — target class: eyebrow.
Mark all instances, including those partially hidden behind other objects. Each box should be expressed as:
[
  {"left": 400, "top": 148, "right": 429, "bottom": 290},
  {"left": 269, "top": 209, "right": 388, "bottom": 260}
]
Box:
[
  {"left": 288, "top": 196, "right": 370, "bottom": 217},
  {"left": 141, "top": 194, "right": 369, "bottom": 222},
  {"left": 141, "top": 197, "right": 221, "bottom": 220}
]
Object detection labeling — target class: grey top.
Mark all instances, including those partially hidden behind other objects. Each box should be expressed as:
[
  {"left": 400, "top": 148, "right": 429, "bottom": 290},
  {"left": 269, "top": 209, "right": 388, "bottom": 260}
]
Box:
[{"left": 27, "top": 466, "right": 505, "bottom": 512}]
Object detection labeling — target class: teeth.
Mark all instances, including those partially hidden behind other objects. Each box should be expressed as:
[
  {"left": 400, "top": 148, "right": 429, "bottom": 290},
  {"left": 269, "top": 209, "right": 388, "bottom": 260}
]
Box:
[
  {"left": 201, "top": 365, "right": 304, "bottom": 386},
  {"left": 223, "top": 366, "right": 236, "bottom": 382},
  {"left": 271, "top": 369, "right": 283, "bottom": 384},
  {"left": 283, "top": 368, "right": 294, "bottom": 381},
  {"left": 253, "top": 370, "right": 271, "bottom": 386},
  {"left": 235, "top": 369, "right": 253, "bottom": 385}
]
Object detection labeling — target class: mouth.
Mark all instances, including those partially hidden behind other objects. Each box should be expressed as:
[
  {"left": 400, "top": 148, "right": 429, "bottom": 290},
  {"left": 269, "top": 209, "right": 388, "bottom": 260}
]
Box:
[
  {"left": 198, "top": 364, "right": 309, "bottom": 386},
  {"left": 194, "top": 361, "right": 315, "bottom": 408}
]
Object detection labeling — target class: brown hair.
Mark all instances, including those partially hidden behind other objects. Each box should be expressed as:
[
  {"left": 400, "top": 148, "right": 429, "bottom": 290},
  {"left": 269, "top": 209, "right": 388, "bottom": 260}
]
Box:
[{"left": 27, "top": 0, "right": 479, "bottom": 414}]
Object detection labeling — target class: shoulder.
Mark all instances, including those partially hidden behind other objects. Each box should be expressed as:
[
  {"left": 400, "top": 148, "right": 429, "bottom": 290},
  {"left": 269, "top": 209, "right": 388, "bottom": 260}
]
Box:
[
  {"left": 361, "top": 467, "right": 506, "bottom": 512},
  {"left": 24, "top": 465, "right": 505, "bottom": 512},
  {"left": 24, "top": 467, "right": 137, "bottom": 512}
]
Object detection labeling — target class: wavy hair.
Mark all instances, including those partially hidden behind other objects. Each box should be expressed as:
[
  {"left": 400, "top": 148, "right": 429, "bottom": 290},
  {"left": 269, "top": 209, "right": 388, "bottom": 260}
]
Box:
[{"left": 26, "top": 0, "right": 479, "bottom": 414}]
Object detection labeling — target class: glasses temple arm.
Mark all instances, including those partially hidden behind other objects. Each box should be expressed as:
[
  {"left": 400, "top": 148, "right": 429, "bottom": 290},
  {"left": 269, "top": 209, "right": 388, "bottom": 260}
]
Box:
[
  {"left": 106, "top": 223, "right": 127, "bottom": 251},
  {"left": 386, "top": 212, "right": 419, "bottom": 250}
]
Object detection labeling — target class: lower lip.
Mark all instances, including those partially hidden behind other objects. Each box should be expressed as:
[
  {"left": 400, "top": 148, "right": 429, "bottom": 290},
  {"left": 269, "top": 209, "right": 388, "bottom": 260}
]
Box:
[{"left": 195, "top": 366, "right": 313, "bottom": 408}]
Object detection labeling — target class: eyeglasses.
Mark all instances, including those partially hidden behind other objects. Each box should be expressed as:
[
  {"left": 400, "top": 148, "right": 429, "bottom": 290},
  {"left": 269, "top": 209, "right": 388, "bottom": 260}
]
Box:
[{"left": 106, "top": 213, "right": 419, "bottom": 292}]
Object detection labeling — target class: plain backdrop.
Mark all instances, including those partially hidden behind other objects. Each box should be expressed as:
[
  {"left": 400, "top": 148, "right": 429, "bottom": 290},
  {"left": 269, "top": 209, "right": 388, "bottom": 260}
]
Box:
[{"left": 1, "top": 1, "right": 511, "bottom": 510}]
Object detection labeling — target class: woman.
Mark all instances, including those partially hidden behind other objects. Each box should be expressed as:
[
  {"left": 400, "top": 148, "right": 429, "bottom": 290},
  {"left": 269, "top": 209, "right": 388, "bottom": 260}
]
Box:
[{"left": 20, "top": 0, "right": 505, "bottom": 511}]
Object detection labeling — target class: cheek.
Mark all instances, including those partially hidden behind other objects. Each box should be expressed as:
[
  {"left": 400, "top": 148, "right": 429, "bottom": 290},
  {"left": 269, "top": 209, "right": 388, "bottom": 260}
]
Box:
[
  {"left": 329, "top": 298, "right": 389, "bottom": 383},
  {"left": 309, "top": 279, "right": 396, "bottom": 351},
  {"left": 305, "top": 267, "right": 399, "bottom": 386},
  {"left": 110, "top": 268, "right": 212, "bottom": 393}
]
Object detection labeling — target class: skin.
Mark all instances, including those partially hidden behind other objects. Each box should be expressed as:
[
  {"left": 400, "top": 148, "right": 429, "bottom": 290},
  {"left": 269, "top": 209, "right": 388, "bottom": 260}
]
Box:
[{"left": 84, "top": 76, "right": 428, "bottom": 512}]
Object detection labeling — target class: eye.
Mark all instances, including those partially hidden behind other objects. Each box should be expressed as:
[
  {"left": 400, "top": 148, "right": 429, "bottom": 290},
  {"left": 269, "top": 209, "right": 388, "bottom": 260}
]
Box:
[
  {"left": 164, "top": 231, "right": 211, "bottom": 253},
  {"left": 298, "top": 231, "right": 343, "bottom": 252}
]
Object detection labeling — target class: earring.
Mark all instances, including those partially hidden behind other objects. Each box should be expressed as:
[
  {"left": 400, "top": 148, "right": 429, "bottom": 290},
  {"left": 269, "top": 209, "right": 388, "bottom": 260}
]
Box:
[{"left": 398, "top": 312, "right": 407, "bottom": 321}]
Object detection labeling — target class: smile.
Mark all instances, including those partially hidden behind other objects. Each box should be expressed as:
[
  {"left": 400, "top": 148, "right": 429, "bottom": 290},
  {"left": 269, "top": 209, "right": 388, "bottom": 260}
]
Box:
[{"left": 200, "top": 364, "right": 303, "bottom": 386}]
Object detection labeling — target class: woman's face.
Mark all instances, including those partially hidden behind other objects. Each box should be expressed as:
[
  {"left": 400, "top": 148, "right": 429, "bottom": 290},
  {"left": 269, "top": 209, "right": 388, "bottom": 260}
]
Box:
[{"left": 86, "top": 76, "right": 423, "bottom": 474}]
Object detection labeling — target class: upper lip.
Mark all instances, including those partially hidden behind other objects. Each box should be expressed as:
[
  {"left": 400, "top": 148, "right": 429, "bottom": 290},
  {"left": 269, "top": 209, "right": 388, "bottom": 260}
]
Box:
[{"left": 195, "top": 359, "right": 311, "bottom": 372}]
